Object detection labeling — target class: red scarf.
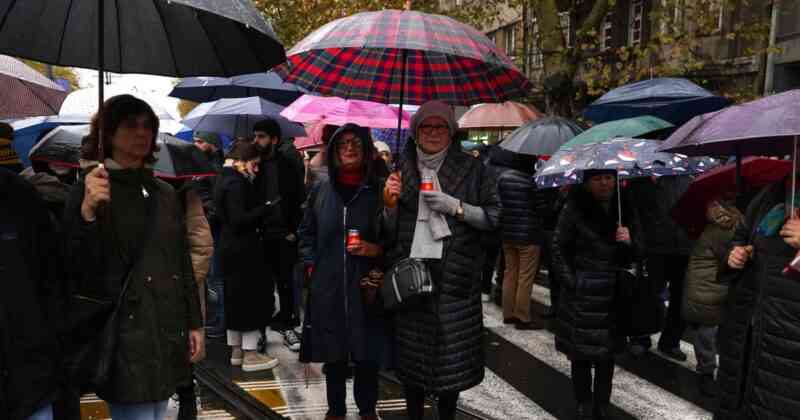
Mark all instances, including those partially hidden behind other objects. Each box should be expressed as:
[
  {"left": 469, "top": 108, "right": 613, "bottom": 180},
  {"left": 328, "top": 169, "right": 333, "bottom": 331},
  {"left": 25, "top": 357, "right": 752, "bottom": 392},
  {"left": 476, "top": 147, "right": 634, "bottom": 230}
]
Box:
[{"left": 337, "top": 166, "right": 364, "bottom": 186}]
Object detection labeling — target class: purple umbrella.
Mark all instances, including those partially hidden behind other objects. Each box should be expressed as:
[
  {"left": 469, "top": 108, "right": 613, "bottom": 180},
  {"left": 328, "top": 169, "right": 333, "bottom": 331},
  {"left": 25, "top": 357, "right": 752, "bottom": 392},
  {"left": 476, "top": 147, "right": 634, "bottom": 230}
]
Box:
[{"left": 0, "top": 55, "right": 68, "bottom": 118}]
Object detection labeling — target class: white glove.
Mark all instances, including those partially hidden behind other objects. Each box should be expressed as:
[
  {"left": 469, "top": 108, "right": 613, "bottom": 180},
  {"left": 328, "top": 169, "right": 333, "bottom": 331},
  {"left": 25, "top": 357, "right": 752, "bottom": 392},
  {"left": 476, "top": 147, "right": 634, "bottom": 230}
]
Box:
[{"left": 421, "top": 191, "right": 460, "bottom": 216}]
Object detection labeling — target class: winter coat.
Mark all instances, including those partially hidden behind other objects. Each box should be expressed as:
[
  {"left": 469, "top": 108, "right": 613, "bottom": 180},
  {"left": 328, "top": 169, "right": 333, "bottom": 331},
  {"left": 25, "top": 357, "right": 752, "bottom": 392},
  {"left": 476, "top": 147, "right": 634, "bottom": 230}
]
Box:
[
  {"left": 190, "top": 152, "right": 223, "bottom": 227},
  {"left": 183, "top": 188, "right": 212, "bottom": 320},
  {"left": 629, "top": 176, "right": 693, "bottom": 256},
  {"left": 716, "top": 180, "right": 800, "bottom": 420},
  {"left": 255, "top": 146, "right": 306, "bottom": 238},
  {"left": 19, "top": 166, "right": 72, "bottom": 221},
  {"left": 386, "top": 140, "right": 500, "bottom": 393},
  {"left": 492, "top": 152, "right": 543, "bottom": 245},
  {"left": 681, "top": 204, "right": 742, "bottom": 326},
  {"left": 0, "top": 168, "right": 62, "bottom": 420},
  {"left": 62, "top": 166, "right": 202, "bottom": 403},
  {"left": 214, "top": 167, "right": 273, "bottom": 332},
  {"left": 298, "top": 124, "right": 390, "bottom": 365},
  {"left": 552, "top": 187, "right": 644, "bottom": 361}
]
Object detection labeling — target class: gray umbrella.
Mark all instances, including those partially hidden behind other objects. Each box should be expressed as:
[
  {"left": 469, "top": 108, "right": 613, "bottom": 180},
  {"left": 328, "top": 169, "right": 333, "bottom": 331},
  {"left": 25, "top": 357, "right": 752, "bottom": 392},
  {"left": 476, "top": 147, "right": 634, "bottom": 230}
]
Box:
[
  {"left": 499, "top": 116, "right": 585, "bottom": 156},
  {"left": 181, "top": 97, "right": 307, "bottom": 139},
  {"left": 0, "top": 0, "right": 285, "bottom": 159}
]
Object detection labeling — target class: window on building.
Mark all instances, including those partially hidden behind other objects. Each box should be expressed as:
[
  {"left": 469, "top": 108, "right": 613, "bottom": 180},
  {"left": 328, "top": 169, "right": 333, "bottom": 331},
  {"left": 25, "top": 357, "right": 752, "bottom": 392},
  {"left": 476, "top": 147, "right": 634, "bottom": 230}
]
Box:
[
  {"left": 530, "top": 18, "right": 543, "bottom": 69},
  {"left": 711, "top": 0, "right": 724, "bottom": 32},
  {"left": 559, "top": 11, "right": 572, "bottom": 47},
  {"left": 488, "top": 31, "right": 497, "bottom": 47},
  {"left": 777, "top": 0, "right": 800, "bottom": 37},
  {"left": 629, "top": 0, "right": 644, "bottom": 46},
  {"left": 600, "top": 12, "right": 613, "bottom": 50},
  {"left": 504, "top": 24, "right": 516, "bottom": 57},
  {"left": 660, "top": 0, "right": 684, "bottom": 34}
]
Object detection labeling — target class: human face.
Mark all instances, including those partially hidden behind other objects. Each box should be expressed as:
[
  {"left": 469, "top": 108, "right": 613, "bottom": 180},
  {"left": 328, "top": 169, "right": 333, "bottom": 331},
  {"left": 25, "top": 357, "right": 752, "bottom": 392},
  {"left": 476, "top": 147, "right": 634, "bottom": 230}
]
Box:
[
  {"left": 585, "top": 173, "right": 616, "bottom": 202},
  {"left": 417, "top": 116, "right": 451, "bottom": 154},
  {"left": 111, "top": 114, "right": 155, "bottom": 168},
  {"left": 336, "top": 132, "right": 364, "bottom": 170},
  {"left": 254, "top": 130, "right": 278, "bottom": 149}
]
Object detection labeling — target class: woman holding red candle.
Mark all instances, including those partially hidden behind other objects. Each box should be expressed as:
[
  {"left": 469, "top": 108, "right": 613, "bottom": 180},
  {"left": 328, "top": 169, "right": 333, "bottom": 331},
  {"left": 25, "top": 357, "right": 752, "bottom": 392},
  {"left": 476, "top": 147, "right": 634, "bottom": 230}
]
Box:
[{"left": 298, "top": 123, "right": 390, "bottom": 420}]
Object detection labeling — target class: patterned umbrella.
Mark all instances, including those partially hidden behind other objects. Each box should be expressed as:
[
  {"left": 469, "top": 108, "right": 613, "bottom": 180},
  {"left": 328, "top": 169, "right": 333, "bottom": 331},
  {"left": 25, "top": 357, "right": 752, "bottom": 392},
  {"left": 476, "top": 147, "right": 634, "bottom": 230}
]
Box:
[
  {"left": 535, "top": 137, "right": 720, "bottom": 189},
  {"left": 371, "top": 128, "right": 411, "bottom": 155},
  {"left": 0, "top": 55, "right": 68, "bottom": 118}
]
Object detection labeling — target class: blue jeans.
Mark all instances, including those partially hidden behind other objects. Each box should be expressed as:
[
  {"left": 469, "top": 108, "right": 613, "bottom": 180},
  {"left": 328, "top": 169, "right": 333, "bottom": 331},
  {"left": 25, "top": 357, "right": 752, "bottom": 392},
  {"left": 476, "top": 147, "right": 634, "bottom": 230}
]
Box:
[
  {"left": 27, "top": 404, "right": 53, "bottom": 420},
  {"left": 108, "top": 401, "right": 168, "bottom": 420}
]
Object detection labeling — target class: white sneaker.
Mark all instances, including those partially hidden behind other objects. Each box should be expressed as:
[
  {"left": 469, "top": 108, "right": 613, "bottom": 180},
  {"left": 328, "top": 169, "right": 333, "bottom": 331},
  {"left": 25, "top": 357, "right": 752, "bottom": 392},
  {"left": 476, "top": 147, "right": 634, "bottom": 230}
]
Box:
[
  {"left": 283, "top": 330, "right": 301, "bottom": 352},
  {"left": 242, "top": 351, "right": 279, "bottom": 372},
  {"left": 230, "top": 347, "right": 243, "bottom": 366}
]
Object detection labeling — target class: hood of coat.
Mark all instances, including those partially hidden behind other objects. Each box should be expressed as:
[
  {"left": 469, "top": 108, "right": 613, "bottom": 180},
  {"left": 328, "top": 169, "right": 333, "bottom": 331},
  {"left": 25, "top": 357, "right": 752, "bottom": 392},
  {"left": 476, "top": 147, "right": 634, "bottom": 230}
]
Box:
[
  {"left": 707, "top": 201, "right": 743, "bottom": 230},
  {"left": 326, "top": 123, "right": 376, "bottom": 185}
]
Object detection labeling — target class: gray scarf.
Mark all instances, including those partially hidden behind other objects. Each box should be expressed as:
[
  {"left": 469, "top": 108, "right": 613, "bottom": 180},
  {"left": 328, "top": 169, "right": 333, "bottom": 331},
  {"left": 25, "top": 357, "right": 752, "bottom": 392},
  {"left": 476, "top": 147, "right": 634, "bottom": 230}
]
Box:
[{"left": 410, "top": 145, "right": 452, "bottom": 259}]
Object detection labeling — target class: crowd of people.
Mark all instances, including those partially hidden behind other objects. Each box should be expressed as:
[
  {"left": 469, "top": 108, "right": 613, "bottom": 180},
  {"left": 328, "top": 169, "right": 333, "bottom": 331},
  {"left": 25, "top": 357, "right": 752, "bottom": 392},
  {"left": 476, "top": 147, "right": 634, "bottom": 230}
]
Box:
[{"left": 3, "top": 93, "right": 800, "bottom": 420}]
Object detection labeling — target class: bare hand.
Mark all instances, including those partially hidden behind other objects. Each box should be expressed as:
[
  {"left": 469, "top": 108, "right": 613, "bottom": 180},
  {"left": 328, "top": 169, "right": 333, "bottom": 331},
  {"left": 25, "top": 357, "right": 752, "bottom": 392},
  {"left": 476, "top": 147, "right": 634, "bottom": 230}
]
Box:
[
  {"left": 728, "top": 245, "right": 754, "bottom": 269},
  {"left": 780, "top": 217, "right": 800, "bottom": 249},
  {"left": 189, "top": 328, "right": 206, "bottom": 363},
  {"left": 385, "top": 171, "right": 402, "bottom": 199},
  {"left": 81, "top": 166, "right": 111, "bottom": 222},
  {"left": 615, "top": 226, "right": 631, "bottom": 244},
  {"left": 347, "top": 240, "right": 383, "bottom": 257}
]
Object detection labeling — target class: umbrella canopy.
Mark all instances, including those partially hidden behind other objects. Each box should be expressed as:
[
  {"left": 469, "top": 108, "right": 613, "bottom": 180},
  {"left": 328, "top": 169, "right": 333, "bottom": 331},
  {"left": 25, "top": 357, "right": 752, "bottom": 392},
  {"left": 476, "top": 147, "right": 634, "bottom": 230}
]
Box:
[
  {"left": 671, "top": 157, "right": 792, "bottom": 238},
  {"left": 583, "top": 78, "right": 730, "bottom": 126},
  {"left": 11, "top": 115, "right": 87, "bottom": 167},
  {"left": 280, "top": 94, "right": 411, "bottom": 129},
  {"left": 293, "top": 120, "right": 327, "bottom": 151},
  {"left": 275, "top": 10, "right": 531, "bottom": 106},
  {"left": 29, "top": 124, "right": 215, "bottom": 178},
  {"left": 0, "top": 55, "right": 68, "bottom": 118},
  {"left": 169, "top": 72, "right": 306, "bottom": 106},
  {"left": 535, "top": 137, "right": 720, "bottom": 189},
  {"left": 499, "top": 117, "right": 584, "bottom": 156},
  {"left": 458, "top": 101, "right": 542, "bottom": 129},
  {"left": 59, "top": 85, "right": 177, "bottom": 121},
  {"left": 659, "top": 89, "right": 800, "bottom": 156},
  {"left": 0, "top": 1, "right": 284, "bottom": 78},
  {"left": 559, "top": 116, "right": 674, "bottom": 151},
  {"left": 181, "top": 97, "right": 306, "bottom": 139},
  {"left": 371, "top": 128, "right": 411, "bottom": 155}
]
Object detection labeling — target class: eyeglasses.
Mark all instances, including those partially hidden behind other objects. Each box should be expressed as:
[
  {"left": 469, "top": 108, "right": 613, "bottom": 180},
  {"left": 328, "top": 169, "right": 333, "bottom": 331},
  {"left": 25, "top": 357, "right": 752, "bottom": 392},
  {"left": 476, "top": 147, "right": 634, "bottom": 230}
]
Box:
[
  {"left": 336, "top": 138, "right": 362, "bottom": 149},
  {"left": 419, "top": 124, "right": 449, "bottom": 135}
]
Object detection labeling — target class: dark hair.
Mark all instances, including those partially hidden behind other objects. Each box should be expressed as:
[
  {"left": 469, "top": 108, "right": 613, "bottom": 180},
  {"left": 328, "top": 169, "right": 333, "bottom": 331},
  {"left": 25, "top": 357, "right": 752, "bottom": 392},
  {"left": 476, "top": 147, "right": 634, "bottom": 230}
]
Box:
[
  {"left": 226, "top": 139, "right": 260, "bottom": 162},
  {"left": 321, "top": 124, "right": 339, "bottom": 145},
  {"left": 253, "top": 119, "right": 281, "bottom": 139},
  {"left": 81, "top": 94, "right": 160, "bottom": 163},
  {"left": 0, "top": 122, "right": 12, "bottom": 139}
]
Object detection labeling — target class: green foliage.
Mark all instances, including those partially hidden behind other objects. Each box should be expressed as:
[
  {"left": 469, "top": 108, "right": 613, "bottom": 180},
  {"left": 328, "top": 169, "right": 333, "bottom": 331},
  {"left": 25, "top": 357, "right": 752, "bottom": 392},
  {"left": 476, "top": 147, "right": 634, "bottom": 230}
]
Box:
[{"left": 22, "top": 60, "right": 79, "bottom": 91}]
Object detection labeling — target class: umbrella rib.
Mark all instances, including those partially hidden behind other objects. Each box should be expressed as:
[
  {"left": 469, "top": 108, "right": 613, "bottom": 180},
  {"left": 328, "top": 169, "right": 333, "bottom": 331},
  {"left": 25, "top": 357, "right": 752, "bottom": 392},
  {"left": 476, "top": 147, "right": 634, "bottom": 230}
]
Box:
[
  {"left": 55, "top": 0, "right": 76, "bottom": 65},
  {"left": 115, "top": 0, "right": 122, "bottom": 71},
  {"left": 192, "top": 8, "right": 230, "bottom": 77},
  {"left": 19, "top": 79, "right": 60, "bottom": 115},
  {"left": 151, "top": 0, "right": 181, "bottom": 76}
]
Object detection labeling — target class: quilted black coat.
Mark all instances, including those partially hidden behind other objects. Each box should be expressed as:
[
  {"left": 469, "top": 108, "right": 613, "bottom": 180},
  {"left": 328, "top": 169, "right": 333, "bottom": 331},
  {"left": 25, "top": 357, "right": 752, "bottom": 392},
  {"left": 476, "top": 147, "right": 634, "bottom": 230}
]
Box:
[{"left": 386, "top": 141, "right": 500, "bottom": 393}]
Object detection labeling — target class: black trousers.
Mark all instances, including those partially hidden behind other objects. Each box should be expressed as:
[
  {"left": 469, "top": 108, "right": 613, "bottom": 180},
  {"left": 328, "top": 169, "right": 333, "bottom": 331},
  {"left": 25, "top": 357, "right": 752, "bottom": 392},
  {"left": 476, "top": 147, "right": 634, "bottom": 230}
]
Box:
[
  {"left": 325, "top": 361, "right": 379, "bottom": 416},
  {"left": 404, "top": 385, "right": 459, "bottom": 420},
  {"left": 571, "top": 359, "right": 615, "bottom": 407},
  {"left": 264, "top": 236, "right": 299, "bottom": 330},
  {"left": 649, "top": 254, "right": 690, "bottom": 349},
  {"left": 542, "top": 234, "right": 560, "bottom": 308},
  {"left": 482, "top": 242, "right": 502, "bottom": 294}
]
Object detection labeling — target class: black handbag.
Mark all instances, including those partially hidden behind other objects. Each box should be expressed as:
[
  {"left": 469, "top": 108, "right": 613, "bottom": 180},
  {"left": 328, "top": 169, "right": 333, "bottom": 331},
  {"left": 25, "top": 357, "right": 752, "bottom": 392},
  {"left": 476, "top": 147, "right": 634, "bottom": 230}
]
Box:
[{"left": 382, "top": 258, "right": 434, "bottom": 310}]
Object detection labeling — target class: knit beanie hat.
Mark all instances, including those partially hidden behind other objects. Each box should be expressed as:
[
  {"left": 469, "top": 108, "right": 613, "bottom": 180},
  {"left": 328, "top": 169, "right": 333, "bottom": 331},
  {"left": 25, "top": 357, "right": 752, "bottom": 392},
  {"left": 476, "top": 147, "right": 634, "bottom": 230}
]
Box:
[
  {"left": 194, "top": 130, "right": 222, "bottom": 150},
  {"left": 410, "top": 100, "right": 457, "bottom": 139}
]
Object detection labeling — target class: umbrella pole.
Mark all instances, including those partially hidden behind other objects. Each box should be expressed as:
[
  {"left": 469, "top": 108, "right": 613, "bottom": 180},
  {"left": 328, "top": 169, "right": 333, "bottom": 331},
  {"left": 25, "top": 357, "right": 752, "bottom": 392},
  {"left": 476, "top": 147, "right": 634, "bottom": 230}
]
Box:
[
  {"left": 97, "top": 0, "right": 105, "bottom": 162},
  {"left": 395, "top": 49, "right": 408, "bottom": 159},
  {"left": 617, "top": 173, "right": 622, "bottom": 226},
  {"left": 793, "top": 136, "right": 798, "bottom": 218}
]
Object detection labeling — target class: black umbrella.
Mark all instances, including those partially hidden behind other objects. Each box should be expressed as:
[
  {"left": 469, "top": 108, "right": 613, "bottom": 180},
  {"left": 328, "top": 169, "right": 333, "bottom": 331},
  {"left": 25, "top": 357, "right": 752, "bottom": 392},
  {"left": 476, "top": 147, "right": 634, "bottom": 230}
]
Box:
[
  {"left": 0, "top": 0, "right": 286, "bottom": 159},
  {"left": 169, "top": 72, "right": 306, "bottom": 106},
  {"left": 30, "top": 125, "right": 215, "bottom": 179},
  {"left": 499, "top": 117, "right": 585, "bottom": 156}
]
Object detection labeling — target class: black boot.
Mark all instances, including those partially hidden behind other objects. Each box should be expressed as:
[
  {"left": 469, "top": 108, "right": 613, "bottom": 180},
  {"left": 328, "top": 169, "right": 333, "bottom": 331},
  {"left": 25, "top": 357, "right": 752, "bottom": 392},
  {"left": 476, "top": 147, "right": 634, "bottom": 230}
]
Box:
[{"left": 177, "top": 382, "right": 198, "bottom": 420}]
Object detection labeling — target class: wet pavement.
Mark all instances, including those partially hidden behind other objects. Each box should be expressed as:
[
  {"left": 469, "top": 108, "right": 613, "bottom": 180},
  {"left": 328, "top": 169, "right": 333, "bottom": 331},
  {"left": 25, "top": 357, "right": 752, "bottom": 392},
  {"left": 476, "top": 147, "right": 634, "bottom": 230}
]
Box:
[{"left": 79, "top": 278, "right": 714, "bottom": 419}]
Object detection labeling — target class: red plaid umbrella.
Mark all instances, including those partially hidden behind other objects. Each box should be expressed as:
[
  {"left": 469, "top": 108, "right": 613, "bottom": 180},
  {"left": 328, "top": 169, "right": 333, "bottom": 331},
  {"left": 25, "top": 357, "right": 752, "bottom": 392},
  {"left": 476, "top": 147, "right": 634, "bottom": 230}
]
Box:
[{"left": 276, "top": 10, "right": 531, "bottom": 106}]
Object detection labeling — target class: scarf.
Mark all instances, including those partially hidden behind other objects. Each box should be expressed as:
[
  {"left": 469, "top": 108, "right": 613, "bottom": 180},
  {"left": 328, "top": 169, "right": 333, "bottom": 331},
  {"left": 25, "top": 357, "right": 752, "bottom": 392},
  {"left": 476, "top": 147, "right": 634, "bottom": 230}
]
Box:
[
  {"left": 337, "top": 166, "right": 364, "bottom": 186},
  {"left": 410, "top": 145, "right": 451, "bottom": 259}
]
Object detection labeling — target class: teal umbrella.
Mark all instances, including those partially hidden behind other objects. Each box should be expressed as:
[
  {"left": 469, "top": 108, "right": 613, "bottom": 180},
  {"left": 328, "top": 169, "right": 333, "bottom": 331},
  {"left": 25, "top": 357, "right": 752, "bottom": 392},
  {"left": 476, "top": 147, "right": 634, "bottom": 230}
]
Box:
[{"left": 559, "top": 115, "right": 673, "bottom": 151}]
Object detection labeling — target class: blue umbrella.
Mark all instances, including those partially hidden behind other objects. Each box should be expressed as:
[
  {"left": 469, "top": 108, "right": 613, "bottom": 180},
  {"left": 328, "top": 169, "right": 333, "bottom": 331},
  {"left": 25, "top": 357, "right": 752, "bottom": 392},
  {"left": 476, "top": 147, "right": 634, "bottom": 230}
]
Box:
[
  {"left": 583, "top": 78, "right": 730, "bottom": 126},
  {"left": 181, "top": 97, "right": 306, "bottom": 139},
  {"left": 371, "top": 128, "right": 410, "bottom": 155},
  {"left": 169, "top": 72, "right": 307, "bottom": 106},
  {"left": 11, "top": 115, "right": 87, "bottom": 167}
]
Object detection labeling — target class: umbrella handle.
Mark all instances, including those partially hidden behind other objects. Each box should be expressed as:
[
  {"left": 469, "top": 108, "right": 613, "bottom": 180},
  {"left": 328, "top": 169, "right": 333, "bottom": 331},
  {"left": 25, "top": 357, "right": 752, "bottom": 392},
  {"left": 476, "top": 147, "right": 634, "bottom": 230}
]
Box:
[
  {"left": 793, "top": 136, "right": 798, "bottom": 219},
  {"left": 617, "top": 172, "right": 622, "bottom": 226}
]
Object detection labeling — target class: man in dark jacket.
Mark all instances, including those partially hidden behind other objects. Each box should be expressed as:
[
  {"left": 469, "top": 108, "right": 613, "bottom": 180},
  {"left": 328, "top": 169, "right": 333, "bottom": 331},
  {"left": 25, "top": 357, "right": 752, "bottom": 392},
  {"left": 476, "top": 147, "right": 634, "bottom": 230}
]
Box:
[
  {"left": 494, "top": 151, "right": 545, "bottom": 330},
  {"left": 0, "top": 168, "right": 62, "bottom": 420},
  {"left": 252, "top": 119, "right": 306, "bottom": 352}
]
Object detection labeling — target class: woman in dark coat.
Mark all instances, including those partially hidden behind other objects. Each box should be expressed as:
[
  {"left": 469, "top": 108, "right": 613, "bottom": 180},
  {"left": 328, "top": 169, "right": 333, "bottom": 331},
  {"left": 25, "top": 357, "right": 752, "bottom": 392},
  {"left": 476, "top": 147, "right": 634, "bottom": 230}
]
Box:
[
  {"left": 214, "top": 140, "right": 277, "bottom": 373},
  {"left": 63, "top": 95, "right": 203, "bottom": 419},
  {"left": 717, "top": 179, "right": 800, "bottom": 419},
  {"left": 384, "top": 101, "right": 500, "bottom": 420},
  {"left": 551, "top": 170, "right": 643, "bottom": 420},
  {"left": 298, "top": 124, "right": 389, "bottom": 420}
]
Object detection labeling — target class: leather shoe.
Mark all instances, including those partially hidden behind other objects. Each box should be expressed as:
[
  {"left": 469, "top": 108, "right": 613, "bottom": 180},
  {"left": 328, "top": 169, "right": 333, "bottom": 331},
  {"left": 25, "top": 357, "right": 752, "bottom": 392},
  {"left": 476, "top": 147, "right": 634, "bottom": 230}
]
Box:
[
  {"left": 503, "top": 317, "right": 519, "bottom": 325},
  {"left": 698, "top": 374, "right": 717, "bottom": 397},
  {"left": 515, "top": 320, "right": 544, "bottom": 330},
  {"left": 658, "top": 345, "right": 688, "bottom": 362}
]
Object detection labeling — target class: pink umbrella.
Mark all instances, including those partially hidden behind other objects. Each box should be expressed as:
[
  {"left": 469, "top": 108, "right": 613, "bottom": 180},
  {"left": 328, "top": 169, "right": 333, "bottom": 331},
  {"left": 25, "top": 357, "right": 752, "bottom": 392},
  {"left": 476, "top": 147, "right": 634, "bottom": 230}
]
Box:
[
  {"left": 458, "top": 101, "right": 542, "bottom": 129},
  {"left": 294, "top": 120, "right": 327, "bottom": 150},
  {"left": 281, "top": 94, "right": 411, "bottom": 129}
]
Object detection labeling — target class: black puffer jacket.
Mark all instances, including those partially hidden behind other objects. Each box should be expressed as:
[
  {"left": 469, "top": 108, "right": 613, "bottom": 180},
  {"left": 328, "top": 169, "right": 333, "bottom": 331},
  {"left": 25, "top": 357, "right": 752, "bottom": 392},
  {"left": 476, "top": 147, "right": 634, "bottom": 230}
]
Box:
[
  {"left": 491, "top": 151, "right": 544, "bottom": 245},
  {"left": 387, "top": 141, "right": 500, "bottom": 393},
  {"left": 0, "top": 168, "right": 62, "bottom": 420},
  {"left": 629, "top": 177, "right": 692, "bottom": 256},
  {"left": 716, "top": 181, "right": 800, "bottom": 420},
  {"left": 552, "top": 187, "right": 643, "bottom": 360}
]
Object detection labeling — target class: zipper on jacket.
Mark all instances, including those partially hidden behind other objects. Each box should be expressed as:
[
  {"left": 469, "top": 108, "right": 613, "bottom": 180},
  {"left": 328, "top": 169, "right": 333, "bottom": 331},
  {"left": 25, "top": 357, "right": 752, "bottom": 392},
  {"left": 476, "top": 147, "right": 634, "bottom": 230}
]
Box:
[{"left": 343, "top": 205, "right": 350, "bottom": 333}]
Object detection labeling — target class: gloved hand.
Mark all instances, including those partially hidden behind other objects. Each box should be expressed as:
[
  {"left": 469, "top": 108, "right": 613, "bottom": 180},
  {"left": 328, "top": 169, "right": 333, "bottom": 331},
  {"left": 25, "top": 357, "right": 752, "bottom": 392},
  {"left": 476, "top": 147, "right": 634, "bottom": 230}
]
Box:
[{"left": 421, "top": 190, "right": 459, "bottom": 216}]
